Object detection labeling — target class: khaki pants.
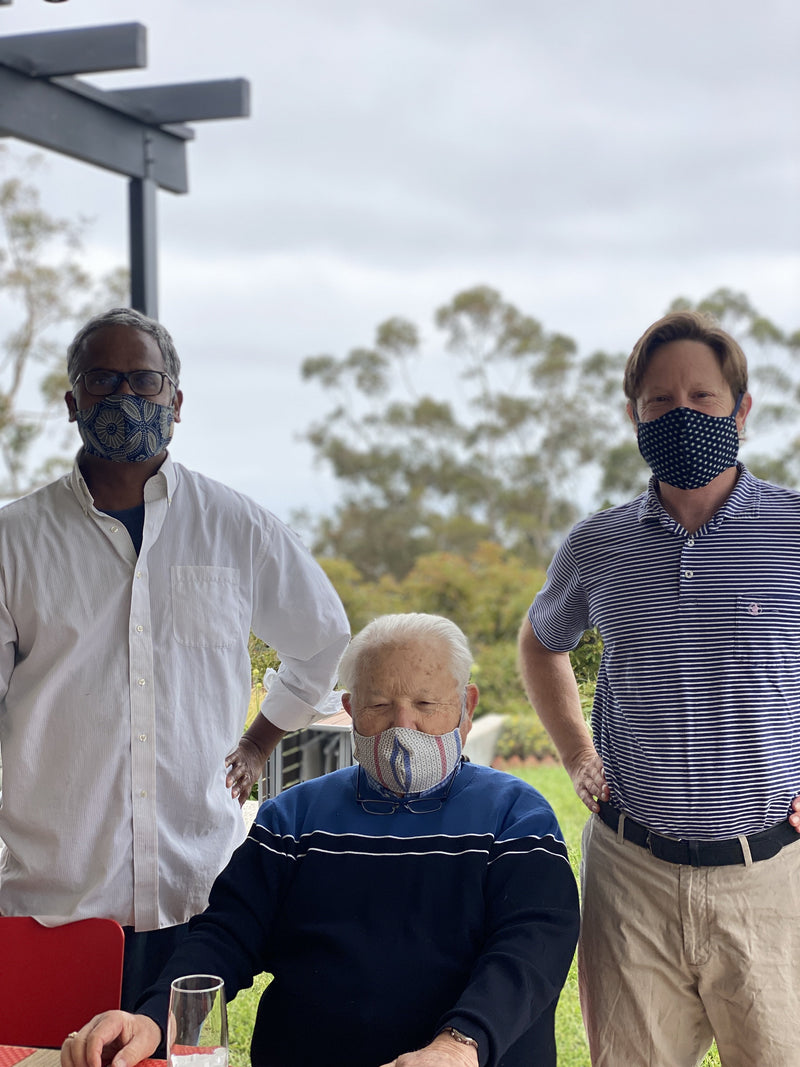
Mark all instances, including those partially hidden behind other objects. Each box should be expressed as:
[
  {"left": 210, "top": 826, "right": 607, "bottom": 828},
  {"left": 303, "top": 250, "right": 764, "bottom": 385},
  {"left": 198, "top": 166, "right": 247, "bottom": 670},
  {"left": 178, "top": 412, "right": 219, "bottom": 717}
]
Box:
[{"left": 579, "top": 813, "right": 800, "bottom": 1067}]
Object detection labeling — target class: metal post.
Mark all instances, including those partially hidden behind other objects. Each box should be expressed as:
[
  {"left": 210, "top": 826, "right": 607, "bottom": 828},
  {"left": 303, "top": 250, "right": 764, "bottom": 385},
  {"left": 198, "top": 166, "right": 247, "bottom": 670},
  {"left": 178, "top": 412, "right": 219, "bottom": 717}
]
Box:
[{"left": 128, "top": 132, "right": 158, "bottom": 317}]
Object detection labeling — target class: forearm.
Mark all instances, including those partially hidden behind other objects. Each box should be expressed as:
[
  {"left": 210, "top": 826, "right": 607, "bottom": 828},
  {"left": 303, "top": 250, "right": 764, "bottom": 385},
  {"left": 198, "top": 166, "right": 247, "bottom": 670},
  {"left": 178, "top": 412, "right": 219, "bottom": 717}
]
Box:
[
  {"left": 518, "top": 618, "right": 608, "bottom": 809},
  {"left": 441, "top": 841, "right": 580, "bottom": 1064},
  {"left": 241, "top": 710, "right": 285, "bottom": 762},
  {"left": 517, "top": 619, "right": 594, "bottom": 770}
]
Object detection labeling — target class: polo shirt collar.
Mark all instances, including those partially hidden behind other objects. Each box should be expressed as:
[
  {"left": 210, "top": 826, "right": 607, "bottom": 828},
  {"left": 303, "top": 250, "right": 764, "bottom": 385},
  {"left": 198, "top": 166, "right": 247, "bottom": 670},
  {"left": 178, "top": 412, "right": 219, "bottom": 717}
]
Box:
[{"left": 637, "top": 462, "right": 761, "bottom": 527}]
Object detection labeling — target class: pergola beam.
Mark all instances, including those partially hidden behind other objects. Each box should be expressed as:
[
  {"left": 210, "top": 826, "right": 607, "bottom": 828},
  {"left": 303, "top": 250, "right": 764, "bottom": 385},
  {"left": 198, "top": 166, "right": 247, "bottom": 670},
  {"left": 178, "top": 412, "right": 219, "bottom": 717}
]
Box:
[
  {"left": 0, "top": 23, "right": 147, "bottom": 77},
  {"left": 0, "top": 64, "right": 191, "bottom": 192},
  {"left": 106, "top": 79, "right": 250, "bottom": 125}
]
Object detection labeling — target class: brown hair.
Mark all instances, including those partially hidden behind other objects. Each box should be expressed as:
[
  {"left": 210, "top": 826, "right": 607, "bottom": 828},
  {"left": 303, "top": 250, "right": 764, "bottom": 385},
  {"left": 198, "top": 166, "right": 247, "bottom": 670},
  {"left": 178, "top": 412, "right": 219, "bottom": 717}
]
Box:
[{"left": 623, "top": 310, "right": 748, "bottom": 404}]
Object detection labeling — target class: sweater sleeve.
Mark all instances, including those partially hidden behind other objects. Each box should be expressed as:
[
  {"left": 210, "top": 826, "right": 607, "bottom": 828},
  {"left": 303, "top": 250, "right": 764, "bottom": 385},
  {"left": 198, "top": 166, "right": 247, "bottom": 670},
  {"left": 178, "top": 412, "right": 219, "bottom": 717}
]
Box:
[
  {"left": 437, "top": 797, "right": 580, "bottom": 1066},
  {"left": 134, "top": 816, "right": 295, "bottom": 1028}
]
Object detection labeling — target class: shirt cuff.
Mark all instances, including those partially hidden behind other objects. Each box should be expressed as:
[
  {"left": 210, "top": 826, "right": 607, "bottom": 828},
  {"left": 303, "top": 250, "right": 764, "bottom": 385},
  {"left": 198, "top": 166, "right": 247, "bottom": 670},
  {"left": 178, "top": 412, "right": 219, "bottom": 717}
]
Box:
[{"left": 260, "top": 674, "right": 321, "bottom": 731}]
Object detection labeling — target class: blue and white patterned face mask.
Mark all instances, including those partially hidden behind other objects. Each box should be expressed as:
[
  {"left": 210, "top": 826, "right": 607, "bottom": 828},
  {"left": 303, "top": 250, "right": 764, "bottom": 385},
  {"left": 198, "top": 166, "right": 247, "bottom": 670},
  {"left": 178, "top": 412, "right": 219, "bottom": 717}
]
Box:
[
  {"left": 636, "top": 394, "right": 743, "bottom": 490},
  {"left": 75, "top": 394, "right": 175, "bottom": 463},
  {"left": 352, "top": 722, "right": 463, "bottom": 795}
]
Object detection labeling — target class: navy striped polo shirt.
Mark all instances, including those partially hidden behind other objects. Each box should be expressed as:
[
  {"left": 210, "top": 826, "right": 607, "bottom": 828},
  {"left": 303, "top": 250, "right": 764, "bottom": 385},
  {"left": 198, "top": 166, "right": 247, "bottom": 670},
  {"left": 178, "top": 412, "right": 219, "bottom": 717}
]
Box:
[{"left": 530, "top": 464, "right": 800, "bottom": 839}]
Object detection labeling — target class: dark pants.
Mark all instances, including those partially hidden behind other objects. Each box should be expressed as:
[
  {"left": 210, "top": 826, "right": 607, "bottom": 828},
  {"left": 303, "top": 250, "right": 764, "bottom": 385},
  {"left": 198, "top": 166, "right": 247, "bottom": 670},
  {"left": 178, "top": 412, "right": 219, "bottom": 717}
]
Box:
[{"left": 121, "top": 922, "right": 190, "bottom": 1055}]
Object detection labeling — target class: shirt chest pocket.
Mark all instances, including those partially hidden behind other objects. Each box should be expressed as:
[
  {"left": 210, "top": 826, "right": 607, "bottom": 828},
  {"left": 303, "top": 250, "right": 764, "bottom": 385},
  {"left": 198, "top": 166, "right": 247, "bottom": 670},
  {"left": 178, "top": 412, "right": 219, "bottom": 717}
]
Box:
[
  {"left": 171, "top": 565, "right": 242, "bottom": 648},
  {"left": 734, "top": 594, "right": 800, "bottom": 664}
]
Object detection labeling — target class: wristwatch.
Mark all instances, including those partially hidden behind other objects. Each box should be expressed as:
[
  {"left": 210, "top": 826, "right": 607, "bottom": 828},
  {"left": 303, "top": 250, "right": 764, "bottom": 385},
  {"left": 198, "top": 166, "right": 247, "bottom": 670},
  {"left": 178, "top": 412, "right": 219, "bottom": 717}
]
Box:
[{"left": 443, "top": 1027, "right": 479, "bottom": 1050}]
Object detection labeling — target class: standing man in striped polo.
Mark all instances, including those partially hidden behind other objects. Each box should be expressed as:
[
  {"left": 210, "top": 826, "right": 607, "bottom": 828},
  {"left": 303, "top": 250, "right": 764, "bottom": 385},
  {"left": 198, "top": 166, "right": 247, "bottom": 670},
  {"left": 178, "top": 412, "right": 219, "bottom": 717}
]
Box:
[{"left": 518, "top": 310, "right": 800, "bottom": 1066}]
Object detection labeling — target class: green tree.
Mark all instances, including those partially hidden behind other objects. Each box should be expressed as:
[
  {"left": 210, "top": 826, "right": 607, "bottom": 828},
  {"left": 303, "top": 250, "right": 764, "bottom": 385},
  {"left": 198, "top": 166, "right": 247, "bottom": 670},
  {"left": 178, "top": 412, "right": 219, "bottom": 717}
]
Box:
[
  {"left": 0, "top": 147, "right": 128, "bottom": 499},
  {"left": 302, "top": 285, "right": 628, "bottom": 579}
]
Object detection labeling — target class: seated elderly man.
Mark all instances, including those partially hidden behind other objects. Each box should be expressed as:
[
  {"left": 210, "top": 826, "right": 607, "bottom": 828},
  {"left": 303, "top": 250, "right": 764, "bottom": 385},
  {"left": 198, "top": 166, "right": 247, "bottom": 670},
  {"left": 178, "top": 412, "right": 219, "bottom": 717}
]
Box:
[{"left": 62, "top": 613, "right": 579, "bottom": 1067}]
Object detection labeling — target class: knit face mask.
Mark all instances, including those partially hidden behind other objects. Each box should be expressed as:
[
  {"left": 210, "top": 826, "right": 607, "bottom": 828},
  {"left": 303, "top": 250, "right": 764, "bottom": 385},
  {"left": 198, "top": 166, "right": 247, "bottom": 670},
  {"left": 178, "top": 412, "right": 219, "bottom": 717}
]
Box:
[
  {"left": 352, "top": 721, "right": 463, "bottom": 795},
  {"left": 75, "top": 394, "right": 175, "bottom": 463},
  {"left": 636, "top": 394, "right": 743, "bottom": 490}
]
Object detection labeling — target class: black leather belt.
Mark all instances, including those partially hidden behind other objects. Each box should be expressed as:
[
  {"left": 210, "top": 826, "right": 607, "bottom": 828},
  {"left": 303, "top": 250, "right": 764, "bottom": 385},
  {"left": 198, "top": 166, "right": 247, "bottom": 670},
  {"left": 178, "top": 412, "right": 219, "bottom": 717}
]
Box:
[{"left": 597, "top": 800, "right": 800, "bottom": 867}]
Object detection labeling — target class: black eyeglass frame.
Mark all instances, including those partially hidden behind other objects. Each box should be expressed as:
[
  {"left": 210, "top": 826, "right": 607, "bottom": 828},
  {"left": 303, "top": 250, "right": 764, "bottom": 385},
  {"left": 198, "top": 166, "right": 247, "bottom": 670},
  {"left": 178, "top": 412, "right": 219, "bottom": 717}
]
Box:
[
  {"left": 354, "top": 762, "right": 460, "bottom": 815},
  {"left": 72, "top": 368, "right": 178, "bottom": 398}
]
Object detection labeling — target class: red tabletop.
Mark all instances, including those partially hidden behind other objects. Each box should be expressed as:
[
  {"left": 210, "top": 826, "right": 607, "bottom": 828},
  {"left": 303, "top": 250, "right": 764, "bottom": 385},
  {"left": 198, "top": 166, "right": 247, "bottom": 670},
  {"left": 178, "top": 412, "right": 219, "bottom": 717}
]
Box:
[
  {"left": 0, "top": 1049, "right": 165, "bottom": 1067},
  {"left": 0, "top": 1050, "right": 35, "bottom": 1067}
]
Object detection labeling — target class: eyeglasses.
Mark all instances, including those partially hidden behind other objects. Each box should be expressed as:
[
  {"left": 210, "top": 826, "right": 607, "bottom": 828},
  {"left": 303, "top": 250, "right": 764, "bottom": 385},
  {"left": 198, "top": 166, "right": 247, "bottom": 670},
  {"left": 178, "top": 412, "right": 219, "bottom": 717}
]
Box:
[
  {"left": 354, "top": 764, "right": 457, "bottom": 815},
  {"left": 73, "top": 369, "right": 177, "bottom": 398}
]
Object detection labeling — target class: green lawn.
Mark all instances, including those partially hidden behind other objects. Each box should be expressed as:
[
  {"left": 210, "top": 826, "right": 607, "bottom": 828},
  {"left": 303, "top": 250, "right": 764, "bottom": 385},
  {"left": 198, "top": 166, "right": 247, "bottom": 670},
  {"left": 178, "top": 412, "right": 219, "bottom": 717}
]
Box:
[{"left": 227, "top": 764, "right": 721, "bottom": 1066}]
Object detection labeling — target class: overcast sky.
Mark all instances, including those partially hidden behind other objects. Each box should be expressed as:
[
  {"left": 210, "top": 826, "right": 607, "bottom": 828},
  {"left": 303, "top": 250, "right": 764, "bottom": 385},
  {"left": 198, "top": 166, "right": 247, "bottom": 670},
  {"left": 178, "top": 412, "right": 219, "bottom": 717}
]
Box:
[{"left": 1, "top": 0, "right": 798, "bottom": 524}]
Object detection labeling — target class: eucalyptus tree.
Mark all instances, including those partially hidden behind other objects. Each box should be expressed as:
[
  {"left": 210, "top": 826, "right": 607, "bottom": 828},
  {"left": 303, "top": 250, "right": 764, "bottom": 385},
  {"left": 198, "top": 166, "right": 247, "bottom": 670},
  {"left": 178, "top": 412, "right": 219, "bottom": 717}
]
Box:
[
  {"left": 0, "top": 147, "right": 126, "bottom": 499},
  {"left": 301, "top": 285, "right": 628, "bottom": 578}
]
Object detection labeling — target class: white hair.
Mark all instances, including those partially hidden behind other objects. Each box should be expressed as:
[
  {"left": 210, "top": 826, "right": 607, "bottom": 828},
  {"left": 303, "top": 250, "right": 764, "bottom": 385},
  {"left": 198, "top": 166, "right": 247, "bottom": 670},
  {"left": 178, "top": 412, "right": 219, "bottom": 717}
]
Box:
[{"left": 338, "top": 613, "right": 473, "bottom": 693}]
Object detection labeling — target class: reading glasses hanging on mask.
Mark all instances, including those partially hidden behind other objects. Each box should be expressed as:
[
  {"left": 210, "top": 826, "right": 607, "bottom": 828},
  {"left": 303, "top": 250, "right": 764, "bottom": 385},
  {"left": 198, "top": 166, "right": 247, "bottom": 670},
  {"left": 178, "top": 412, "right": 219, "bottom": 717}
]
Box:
[
  {"left": 74, "top": 369, "right": 177, "bottom": 398},
  {"left": 354, "top": 764, "right": 458, "bottom": 815}
]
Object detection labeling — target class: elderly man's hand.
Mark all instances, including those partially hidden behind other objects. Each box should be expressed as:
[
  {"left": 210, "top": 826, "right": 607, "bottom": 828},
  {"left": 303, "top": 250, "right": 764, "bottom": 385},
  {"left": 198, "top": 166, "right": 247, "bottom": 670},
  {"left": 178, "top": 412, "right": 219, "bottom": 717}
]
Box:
[
  {"left": 60, "top": 1011, "right": 160, "bottom": 1067},
  {"left": 379, "top": 1031, "right": 479, "bottom": 1066},
  {"left": 566, "top": 750, "right": 609, "bottom": 813},
  {"left": 789, "top": 795, "right": 800, "bottom": 833}
]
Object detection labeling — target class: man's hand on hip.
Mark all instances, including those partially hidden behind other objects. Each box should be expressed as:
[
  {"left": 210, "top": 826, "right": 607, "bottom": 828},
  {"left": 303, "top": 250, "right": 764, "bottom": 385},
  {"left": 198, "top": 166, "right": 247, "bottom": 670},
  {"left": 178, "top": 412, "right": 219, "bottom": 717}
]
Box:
[
  {"left": 567, "top": 751, "right": 609, "bottom": 813},
  {"left": 226, "top": 713, "right": 286, "bottom": 805}
]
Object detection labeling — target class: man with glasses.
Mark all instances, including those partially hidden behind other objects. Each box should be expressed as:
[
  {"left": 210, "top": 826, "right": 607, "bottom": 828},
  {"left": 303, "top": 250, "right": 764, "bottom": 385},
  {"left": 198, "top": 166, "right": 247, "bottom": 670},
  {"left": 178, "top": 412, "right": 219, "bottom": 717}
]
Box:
[
  {"left": 0, "top": 307, "right": 349, "bottom": 1011},
  {"left": 62, "top": 613, "right": 579, "bottom": 1067}
]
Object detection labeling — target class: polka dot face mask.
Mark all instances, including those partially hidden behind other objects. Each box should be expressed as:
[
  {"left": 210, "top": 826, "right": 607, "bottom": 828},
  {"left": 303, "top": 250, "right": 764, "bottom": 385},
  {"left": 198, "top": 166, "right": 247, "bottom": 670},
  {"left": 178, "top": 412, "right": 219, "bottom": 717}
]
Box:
[{"left": 636, "top": 394, "right": 743, "bottom": 490}]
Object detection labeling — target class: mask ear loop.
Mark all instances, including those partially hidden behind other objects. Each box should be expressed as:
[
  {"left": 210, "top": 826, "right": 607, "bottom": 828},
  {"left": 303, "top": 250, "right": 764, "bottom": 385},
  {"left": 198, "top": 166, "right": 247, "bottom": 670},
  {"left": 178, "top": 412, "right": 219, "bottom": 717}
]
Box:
[
  {"left": 458, "top": 691, "right": 470, "bottom": 727},
  {"left": 732, "top": 391, "right": 747, "bottom": 441}
]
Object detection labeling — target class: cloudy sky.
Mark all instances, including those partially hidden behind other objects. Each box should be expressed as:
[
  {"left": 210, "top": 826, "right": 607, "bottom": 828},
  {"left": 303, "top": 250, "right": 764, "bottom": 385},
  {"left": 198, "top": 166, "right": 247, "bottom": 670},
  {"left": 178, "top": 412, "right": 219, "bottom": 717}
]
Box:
[{"left": 1, "top": 0, "right": 798, "bottom": 524}]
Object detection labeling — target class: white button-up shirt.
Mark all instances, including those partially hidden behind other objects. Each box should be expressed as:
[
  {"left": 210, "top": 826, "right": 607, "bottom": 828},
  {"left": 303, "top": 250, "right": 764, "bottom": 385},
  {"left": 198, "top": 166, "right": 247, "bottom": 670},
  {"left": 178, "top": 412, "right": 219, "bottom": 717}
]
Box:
[{"left": 0, "top": 455, "right": 350, "bottom": 930}]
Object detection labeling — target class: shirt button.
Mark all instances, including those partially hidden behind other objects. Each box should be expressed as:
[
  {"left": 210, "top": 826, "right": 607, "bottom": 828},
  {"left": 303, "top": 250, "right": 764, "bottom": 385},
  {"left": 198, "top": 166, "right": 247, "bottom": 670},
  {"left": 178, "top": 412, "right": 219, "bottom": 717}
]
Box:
[
  {"left": 684, "top": 570, "right": 694, "bottom": 579},
  {"left": 135, "top": 571, "right": 143, "bottom": 579},
  {"left": 137, "top": 678, "right": 146, "bottom": 686},
  {"left": 135, "top": 625, "right": 144, "bottom": 633},
  {"left": 139, "top": 790, "right": 147, "bottom": 798},
  {"left": 109, "top": 524, "right": 119, "bottom": 533},
  {"left": 138, "top": 733, "right": 147, "bottom": 742},
  {"left": 686, "top": 538, "right": 695, "bottom": 547}
]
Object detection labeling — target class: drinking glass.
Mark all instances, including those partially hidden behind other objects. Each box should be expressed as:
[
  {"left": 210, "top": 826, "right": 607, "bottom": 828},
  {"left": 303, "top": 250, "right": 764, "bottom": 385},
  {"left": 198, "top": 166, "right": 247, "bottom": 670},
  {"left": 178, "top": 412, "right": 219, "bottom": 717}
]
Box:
[{"left": 167, "top": 974, "right": 228, "bottom": 1067}]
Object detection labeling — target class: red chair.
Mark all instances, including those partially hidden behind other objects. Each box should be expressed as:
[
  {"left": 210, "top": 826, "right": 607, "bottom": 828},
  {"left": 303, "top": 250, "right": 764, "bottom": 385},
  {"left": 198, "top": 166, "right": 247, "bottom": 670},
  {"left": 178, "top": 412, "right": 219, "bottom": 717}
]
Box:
[{"left": 0, "top": 916, "right": 124, "bottom": 1047}]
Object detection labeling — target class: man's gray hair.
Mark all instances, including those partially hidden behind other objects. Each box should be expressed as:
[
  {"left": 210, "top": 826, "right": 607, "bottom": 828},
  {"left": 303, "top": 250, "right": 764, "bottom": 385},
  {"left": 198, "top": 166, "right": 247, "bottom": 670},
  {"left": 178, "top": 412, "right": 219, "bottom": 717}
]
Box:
[
  {"left": 338, "top": 613, "right": 474, "bottom": 693},
  {"left": 67, "top": 307, "right": 181, "bottom": 385}
]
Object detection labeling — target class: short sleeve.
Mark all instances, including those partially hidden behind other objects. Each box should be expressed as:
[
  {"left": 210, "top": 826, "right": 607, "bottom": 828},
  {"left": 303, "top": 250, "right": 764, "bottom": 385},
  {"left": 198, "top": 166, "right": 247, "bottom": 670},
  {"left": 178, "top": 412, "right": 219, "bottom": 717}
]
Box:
[{"left": 528, "top": 534, "right": 591, "bottom": 652}]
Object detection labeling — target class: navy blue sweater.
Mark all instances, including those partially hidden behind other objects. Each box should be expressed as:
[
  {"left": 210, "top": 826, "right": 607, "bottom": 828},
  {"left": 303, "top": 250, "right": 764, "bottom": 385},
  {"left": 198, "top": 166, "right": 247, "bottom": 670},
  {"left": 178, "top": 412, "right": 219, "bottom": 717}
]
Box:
[{"left": 138, "top": 762, "right": 579, "bottom": 1066}]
